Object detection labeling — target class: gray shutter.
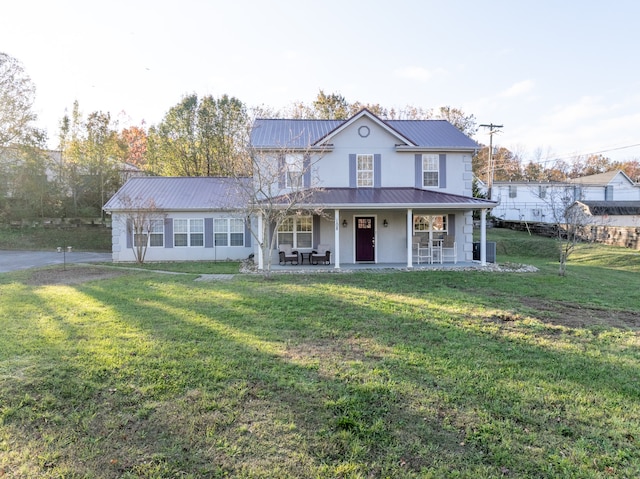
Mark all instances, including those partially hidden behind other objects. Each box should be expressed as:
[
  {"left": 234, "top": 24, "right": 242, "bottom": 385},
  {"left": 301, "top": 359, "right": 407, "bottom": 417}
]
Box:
[
  {"left": 313, "top": 215, "right": 321, "bottom": 247},
  {"left": 349, "top": 154, "right": 356, "bottom": 187},
  {"left": 164, "top": 218, "right": 173, "bottom": 248},
  {"left": 303, "top": 154, "right": 311, "bottom": 188},
  {"left": 278, "top": 155, "right": 285, "bottom": 189},
  {"left": 204, "top": 217, "right": 213, "bottom": 248},
  {"left": 415, "top": 154, "right": 422, "bottom": 188},
  {"left": 244, "top": 219, "right": 252, "bottom": 247},
  {"left": 126, "top": 219, "right": 133, "bottom": 249},
  {"left": 439, "top": 154, "right": 446, "bottom": 189},
  {"left": 374, "top": 154, "right": 381, "bottom": 188},
  {"left": 447, "top": 214, "right": 455, "bottom": 237}
]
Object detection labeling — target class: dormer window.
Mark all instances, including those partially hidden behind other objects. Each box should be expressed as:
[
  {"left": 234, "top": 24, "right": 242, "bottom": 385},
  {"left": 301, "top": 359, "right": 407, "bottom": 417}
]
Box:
[
  {"left": 422, "top": 154, "right": 439, "bottom": 187},
  {"left": 357, "top": 154, "right": 374, "bottom": 187}
]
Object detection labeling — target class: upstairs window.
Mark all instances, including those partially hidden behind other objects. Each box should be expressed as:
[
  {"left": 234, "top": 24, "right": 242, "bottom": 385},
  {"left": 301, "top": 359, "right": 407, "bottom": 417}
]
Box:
[
  {"left": 357, "top": 154, "right": 374, "bottom": 187},
  {"left": 538, "top": 186, "right": 547, "bottom": 199},
  {"left": 422, "top": 154, "right": 439, "bottom": 187},
  {"left": 285, "top": 154, "right": 303, "bottom": 188},
  {"left": 509, "top": 185, "right": 517, "bottom": 198}
]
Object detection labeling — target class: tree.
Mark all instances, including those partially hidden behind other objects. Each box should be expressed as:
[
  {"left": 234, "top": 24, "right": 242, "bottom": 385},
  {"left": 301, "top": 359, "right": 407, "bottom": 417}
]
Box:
[
  {"left": 434, "top": 106, "right": 477, "bottom": 137},
  {"left": 148, "top": 94, "right": 250, "bottom": 177},
  {"left": 119, "top": 125, "right": 148, "bottom": 169},
  {"left": 0, "top": 52, "right": 44, "bottom": 147},
  {"left": 58, "top": 101, "right": 123, "bottom": 216},
  {"left": 223, "top": 120, "right": 326, "bottom": 278},
  {"left": 536, "top": 186, "right": 590, "bottom": 276},
  {"left": 117, "top": 195, "right": 165, "bottom": 264}
]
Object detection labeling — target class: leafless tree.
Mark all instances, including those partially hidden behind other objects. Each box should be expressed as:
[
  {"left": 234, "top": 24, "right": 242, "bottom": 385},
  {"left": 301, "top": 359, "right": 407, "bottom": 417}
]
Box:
[
  {"left": 224, "top": 121, "right": 326, "bottom": 277},
  {"left": 536, "top": 186, "right": 590, "bottom": 276},
  {"left": 118, "top": 195, "right": 166, "bottom": 264}
]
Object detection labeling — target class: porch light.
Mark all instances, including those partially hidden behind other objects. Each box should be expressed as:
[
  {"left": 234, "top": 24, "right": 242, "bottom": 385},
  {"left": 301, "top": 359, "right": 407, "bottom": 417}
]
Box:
[
  {"left": 342, "top": 219, "right": 347, "bottom": 228},
  {"left": 383, "top": 219, "right": 388, "bottom": 227}
]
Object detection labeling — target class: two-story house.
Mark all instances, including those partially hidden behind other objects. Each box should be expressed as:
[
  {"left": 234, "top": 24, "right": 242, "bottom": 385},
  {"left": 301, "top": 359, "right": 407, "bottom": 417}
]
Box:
[
  {"left": 489, "top": 170, "right": 640, "bottom": 224},
  {"left": 104, "top": 109, "right": 498, "bottom": 267}
]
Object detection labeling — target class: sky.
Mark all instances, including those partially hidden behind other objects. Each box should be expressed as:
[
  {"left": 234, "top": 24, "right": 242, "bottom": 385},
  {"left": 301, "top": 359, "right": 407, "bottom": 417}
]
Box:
[{"left": 2, "top": 0, "right": 640, "bottom": 163}]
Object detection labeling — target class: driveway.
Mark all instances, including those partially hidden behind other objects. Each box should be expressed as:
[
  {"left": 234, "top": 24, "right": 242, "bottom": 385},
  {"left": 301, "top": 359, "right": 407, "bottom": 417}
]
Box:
[{"left": 0, "top": 250, "right": 112, "bottom": 273}]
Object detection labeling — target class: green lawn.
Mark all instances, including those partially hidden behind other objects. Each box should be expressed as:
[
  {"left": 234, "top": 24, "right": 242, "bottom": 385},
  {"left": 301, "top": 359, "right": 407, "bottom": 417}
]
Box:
[{"left": 1, "top": 230, "right": 639, "bottom": 478}]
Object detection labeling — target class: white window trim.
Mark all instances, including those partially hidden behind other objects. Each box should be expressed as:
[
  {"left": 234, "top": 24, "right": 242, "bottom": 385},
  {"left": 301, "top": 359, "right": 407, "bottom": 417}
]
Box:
[
  {"left": 357, "top": 153, "right": 374, "bottom": 188},
  {"left": 133, "top": 219, "right": 164, "bottom": 248},
  {"left": 285, "top": 154, "right": 303, "bottom": 189},
  {"left": 277, "top": 215, "right": 313, "bottom": 249},
  {"left": 214, "top": 218, "right": 245, "bottom": 247},
  {"left": 422, "top": 154, "right": 439, "bottom": 188},
  {"left": 174, "top": 218, "right": 204, "bottom": 247}
]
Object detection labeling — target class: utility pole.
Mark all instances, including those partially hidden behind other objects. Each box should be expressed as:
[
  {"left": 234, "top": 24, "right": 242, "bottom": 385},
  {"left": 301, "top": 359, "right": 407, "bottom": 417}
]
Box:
[{"left": 479, "top": 123, "right": 503, "bottom": 200}]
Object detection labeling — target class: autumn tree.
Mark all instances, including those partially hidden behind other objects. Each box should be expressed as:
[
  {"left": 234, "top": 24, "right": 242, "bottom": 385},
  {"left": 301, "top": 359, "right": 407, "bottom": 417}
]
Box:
[
  {"left": 119, "top": 125, "right": 148, "bottom": 169},
  {"left": 434, "top": 106, "right": 477, "bottom": 137}
]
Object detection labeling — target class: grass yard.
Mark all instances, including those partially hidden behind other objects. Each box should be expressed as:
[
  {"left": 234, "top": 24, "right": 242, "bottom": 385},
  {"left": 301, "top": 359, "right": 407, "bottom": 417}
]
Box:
[{"left": 1, "top": 230, "right": 639, "bottom": 478}]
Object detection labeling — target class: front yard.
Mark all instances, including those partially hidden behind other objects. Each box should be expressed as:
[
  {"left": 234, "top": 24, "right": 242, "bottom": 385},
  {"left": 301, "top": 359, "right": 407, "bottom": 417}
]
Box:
[{"left": 1, "top": 231, "right": 639, "bottom": 478}]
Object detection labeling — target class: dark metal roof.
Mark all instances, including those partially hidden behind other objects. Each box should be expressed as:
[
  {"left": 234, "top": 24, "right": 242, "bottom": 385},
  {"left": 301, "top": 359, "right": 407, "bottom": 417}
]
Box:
[
  {"left": 268, "top": 187, "right": 497, "bottom": 209},
  {"left": 250, "top": 115, "right": 478, "bottom": 150},
  {"left": 103, "top": 176, "right": 252, "bottom": 211},
  {"left": 578, "top": 201, "right": 640, "bottom": 216}
]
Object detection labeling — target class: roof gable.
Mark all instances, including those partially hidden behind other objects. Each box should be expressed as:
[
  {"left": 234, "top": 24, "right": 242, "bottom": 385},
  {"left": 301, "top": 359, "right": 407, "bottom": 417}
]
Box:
[
  {"left": 250, "top": 109, "right": 479, "bottom": 151},
  {"left": 313, "top": 109, "right": 416, "bottom": 147},
  {"left": 569, "top": 170, "right": 634, "bottom": 186}
]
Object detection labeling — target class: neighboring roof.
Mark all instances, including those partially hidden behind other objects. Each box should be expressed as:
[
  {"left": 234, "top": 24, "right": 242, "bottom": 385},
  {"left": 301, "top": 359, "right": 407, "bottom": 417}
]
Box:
[
  {"left": 568, "top": 170, "right": 633, "bottom": 186},
  {"left": 250, "top": 109, "right": 478, "bottom": 151},
  {"left": 267, "top": 187, "right": 497, "bottom": 210},
  {"left": 577, "top": 200, "right": 640, "bottom": 216},
  {"left": 493, "top": 170, "right": 635, "bottom": 187},
  {"left": 103, "top": 176, "right": 252, "bottom": 212}
]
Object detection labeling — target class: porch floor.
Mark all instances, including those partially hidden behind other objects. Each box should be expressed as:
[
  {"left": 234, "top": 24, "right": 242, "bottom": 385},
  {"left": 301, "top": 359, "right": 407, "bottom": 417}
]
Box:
[{"left": 267, "top": 260, "right": 486, "bottom": 273}]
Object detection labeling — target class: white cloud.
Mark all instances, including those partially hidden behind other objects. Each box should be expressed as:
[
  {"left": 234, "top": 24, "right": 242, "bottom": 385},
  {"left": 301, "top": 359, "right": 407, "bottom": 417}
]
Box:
[
  {"left": 393, "top": 66, "right": 444, "bottom": 82},
  {"left": 499, "top": 80, "right": 535, "bottom": 98}
]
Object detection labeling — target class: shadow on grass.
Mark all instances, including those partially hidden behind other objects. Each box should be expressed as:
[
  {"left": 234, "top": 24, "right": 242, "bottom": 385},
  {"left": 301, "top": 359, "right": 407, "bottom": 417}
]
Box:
[{"left": 1, "top": 270, "right": 639, "bottom": 477}]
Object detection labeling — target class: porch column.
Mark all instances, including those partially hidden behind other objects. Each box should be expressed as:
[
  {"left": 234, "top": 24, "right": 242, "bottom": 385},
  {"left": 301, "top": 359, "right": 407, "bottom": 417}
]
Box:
[
  {"left": 480, "top": 208, "right": 487, "bottom": 266},
  {"left": 257, "top": 213, "right": 264, "bottom": 270},
  {"left": 334, "top": 209, "right": 341, "bottom": 269},
  {"left": 407, "top": 208, "right": 413, "bottom": 268}
]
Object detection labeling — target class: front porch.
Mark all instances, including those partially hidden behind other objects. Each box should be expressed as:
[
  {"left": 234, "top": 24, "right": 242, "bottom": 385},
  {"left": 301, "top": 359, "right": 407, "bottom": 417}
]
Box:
[{"left": 265, "top": 260, "right": 484, "bottom": 273}]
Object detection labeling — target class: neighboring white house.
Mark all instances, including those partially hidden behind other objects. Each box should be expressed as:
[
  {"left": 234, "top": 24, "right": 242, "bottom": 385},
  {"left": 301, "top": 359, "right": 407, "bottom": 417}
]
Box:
[
  {"left": 104, "top": 109, "right": 498, "bottom": 267},
  {"left": 489, "top": 170, "right": 640, "bottom": 223}
]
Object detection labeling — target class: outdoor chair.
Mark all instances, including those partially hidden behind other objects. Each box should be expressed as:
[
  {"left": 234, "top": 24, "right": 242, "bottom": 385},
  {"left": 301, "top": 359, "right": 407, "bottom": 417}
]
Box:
[
  {"left": 310, "top": 244, "right": 331, "bottom": 265},
  {"left": 441, "top": 234, "right": 457, "bottom": 263},
  {"left": 412, "top": 236, "right": 431, "bottom": 264},
  {"left": 278, "top": 244, "right": 299, "bottom": 265}
]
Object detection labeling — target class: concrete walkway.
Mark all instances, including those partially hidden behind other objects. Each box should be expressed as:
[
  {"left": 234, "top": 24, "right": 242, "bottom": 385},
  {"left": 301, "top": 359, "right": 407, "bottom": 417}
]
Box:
[{"left": 0, "top": 250, "right": 112, "bottom": 273}]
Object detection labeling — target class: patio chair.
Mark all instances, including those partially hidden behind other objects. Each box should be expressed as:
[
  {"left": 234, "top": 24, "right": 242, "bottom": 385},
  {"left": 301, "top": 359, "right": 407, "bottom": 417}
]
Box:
[
  {"left": 412, "top": 236, "right": 431, "bottom": 264},
  {"left": 310, "top": 244, "right": 331, "bottom": 265},
  {"left": 441, "top": 234, "right": 457, "bottom": 263},
  {"left": 278, "top": 244, "right": 299, "bottom": 265}
]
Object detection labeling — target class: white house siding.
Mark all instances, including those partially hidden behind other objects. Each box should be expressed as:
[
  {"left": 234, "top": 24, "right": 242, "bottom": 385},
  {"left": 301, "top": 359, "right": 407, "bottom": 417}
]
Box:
[
  {"left": 111, "top": 211, "right": 253, "bottom": 263},
  {"left": 490, "top": 172, "right": 640, "bottom": 224}
]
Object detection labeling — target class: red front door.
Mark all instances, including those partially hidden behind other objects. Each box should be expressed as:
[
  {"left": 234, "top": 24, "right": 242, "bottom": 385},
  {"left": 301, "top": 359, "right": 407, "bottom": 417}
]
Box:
[{"left": 355, "top": 216, "right": 375, "bottom": 262}]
